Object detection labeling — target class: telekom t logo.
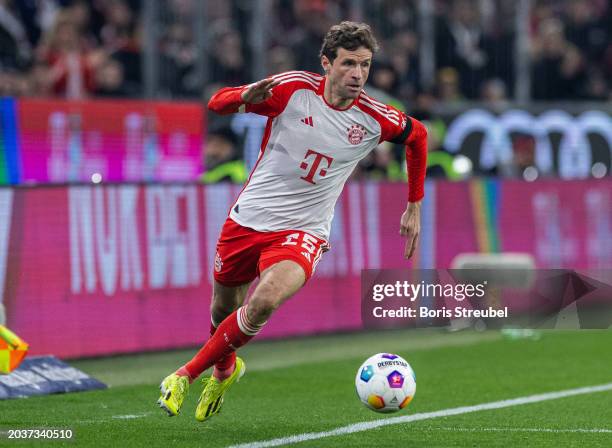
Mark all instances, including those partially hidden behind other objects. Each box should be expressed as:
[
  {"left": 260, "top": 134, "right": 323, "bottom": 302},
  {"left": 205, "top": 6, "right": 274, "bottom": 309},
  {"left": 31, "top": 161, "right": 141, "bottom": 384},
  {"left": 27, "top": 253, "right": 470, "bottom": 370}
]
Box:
[{"left": 299, "top": 149, "right": 333, "bottom": 185}]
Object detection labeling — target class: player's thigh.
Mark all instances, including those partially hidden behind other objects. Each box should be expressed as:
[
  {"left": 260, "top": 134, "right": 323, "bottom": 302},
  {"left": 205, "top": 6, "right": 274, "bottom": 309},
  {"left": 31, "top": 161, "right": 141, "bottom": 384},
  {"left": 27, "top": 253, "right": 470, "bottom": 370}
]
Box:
[{"left": 247, "top": 260, "right": 306, "bottom": 321}]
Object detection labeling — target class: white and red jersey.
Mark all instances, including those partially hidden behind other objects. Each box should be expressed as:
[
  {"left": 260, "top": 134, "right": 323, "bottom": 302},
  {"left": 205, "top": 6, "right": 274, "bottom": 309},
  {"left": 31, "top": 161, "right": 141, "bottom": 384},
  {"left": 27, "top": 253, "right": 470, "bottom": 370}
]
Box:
[{"left": 208, "top": 70, "right": 427, "bottom": 241}]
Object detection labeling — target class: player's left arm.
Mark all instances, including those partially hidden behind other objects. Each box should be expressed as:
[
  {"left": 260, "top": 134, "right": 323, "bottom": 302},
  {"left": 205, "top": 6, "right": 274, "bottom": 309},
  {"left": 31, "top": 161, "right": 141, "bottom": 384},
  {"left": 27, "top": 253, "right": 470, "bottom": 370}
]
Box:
[{"left": 385, "top": 111, "right": 428, "bottom": 260}]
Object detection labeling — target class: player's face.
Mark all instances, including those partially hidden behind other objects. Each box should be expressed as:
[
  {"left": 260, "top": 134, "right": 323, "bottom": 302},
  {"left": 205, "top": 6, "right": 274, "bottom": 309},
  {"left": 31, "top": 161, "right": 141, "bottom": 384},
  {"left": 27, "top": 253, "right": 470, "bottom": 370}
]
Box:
[{"left": 324, "top": 47, "right": 372, "bottom": 100}]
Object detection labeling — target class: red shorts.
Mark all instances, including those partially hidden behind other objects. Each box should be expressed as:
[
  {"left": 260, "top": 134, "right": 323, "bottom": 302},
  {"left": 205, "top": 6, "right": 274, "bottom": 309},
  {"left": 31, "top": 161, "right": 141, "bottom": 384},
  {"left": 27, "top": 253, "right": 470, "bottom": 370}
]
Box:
[{"left": 213, "top": 218, "right": 329, "bottom": 287}]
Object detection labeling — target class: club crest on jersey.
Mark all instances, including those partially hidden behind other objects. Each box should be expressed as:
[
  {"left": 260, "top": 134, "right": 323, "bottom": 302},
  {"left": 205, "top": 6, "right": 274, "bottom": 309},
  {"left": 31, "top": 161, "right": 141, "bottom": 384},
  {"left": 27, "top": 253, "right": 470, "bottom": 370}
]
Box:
[
  {"left": 347, "top": 124, "right": 366, "bottom": 145},
  {"left": 214, "top": 251, "right": 223, "bottom": 272}
]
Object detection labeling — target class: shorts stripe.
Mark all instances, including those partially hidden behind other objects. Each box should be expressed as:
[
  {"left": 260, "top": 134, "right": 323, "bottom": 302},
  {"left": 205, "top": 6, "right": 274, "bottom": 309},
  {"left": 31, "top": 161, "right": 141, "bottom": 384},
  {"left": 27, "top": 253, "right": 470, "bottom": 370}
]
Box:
[{"left": 312, "top": 247, "right": 324, "bottom": 273}]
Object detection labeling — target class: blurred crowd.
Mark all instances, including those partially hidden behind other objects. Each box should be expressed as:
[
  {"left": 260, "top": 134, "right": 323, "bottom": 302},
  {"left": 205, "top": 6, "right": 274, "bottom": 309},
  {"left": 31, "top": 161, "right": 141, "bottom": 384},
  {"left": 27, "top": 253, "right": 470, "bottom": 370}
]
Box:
[
  {"left": 0, "top": 0, "right": 610, "bottom": 182},
  {"left": 0, "top": 0, "right": 141, "bottom": 97},
  {"left": 1, "top": 0, "right": 610, "bottom": 102}
]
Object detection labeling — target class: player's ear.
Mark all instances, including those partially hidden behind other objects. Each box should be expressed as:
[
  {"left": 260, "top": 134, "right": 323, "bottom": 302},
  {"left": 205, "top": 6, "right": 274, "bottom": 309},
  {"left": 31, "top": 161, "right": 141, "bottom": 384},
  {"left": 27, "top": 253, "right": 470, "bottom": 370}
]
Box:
[{"left": 321, "top": 55, "right": 331, "bottom": 75}]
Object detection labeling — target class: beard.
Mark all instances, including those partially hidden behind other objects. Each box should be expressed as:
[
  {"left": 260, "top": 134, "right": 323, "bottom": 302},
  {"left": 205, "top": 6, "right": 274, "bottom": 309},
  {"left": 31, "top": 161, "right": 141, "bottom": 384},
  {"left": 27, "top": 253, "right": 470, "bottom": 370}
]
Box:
[
  {"left": 337, "top": 81, "right": 362, "bottom": 99},
  {"left": 326, "top": 75, "right": 364, "bottom": 106},
  {"left": 345, "top": 87, "right": 361, "bottom": 98}
]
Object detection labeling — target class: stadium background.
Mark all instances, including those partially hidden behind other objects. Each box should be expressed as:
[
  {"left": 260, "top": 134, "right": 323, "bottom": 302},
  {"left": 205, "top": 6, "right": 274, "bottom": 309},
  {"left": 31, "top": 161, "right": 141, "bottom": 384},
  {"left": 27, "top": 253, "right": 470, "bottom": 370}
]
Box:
[{"left": 0, "top": 2, "right": 611, "bottom": 446}]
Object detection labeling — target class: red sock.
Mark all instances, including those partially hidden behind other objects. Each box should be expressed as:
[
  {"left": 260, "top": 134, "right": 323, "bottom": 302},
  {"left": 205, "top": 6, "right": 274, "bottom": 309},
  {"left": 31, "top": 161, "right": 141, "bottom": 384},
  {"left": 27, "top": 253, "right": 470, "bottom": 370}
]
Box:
[
  {"left": 176, "top": 321, "right": 238, "bottom": 382},
  {"left": 183, "top": 306, "right": 264, "bottom": 380},
  {"left": 210, "top": 321, "right": 236, "bottom": 380},
  {"left": 175, "top": 365, "right": 194, "bottom": 383}
]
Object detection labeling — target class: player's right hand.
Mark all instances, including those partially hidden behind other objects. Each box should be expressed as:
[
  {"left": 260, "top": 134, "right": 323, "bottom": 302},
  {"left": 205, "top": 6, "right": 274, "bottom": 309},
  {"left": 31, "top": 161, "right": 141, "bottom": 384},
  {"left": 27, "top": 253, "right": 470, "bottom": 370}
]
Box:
[
  {"left": 241, "top": 78, "right": 281, "bottom": 104},
  {"left": 400, "top": 201, "right": 421, "bottom": 260}
]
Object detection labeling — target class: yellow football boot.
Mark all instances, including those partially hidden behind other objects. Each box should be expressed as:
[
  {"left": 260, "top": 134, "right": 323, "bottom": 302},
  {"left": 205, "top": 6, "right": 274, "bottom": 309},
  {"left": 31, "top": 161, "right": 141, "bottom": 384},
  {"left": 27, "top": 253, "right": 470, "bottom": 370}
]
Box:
[
  {"left": 157, "top": 373, "right": 189, "bottom": 416},
  {"left": 195, "top": 357, "right": 245, "bottom": 422}
]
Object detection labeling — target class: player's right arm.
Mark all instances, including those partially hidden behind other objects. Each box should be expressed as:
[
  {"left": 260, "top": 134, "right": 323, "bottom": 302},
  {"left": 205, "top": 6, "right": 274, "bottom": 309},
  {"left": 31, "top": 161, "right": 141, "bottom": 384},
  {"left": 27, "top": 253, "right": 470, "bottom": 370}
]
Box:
[
  {"left": 207, "top": 78, "right": 282, "bottom": 116},
  {"left": 378, "top": 107, "right": 428, "bottom": 260}
]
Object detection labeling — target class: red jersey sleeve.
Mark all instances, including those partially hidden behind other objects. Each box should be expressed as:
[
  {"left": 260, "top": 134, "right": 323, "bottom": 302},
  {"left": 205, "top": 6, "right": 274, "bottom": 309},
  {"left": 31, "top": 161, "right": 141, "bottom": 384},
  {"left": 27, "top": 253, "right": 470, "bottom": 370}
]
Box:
[
  {"left": 381, "top": 107, "right": 428, "bottom": 203},
  {"left": 207, "top": 86, "right": 247, "bottom": 115},
  {"left": 404, "top": 117, "right": 428, "bottom": 203},
  {"left": 208, "top": 83, "right": 291, "bottom": 117},
  {"left": 208, "top": 73, "right": 321, "bottom": 118},
  {"left": 243, "top": 81, "right": 298, "bottom": 117}
]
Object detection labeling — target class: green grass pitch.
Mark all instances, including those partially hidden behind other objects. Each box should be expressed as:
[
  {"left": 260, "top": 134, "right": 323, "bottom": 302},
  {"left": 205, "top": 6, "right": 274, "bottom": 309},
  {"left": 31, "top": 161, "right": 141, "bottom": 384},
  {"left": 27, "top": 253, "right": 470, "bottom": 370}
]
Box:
[{"left": 1, "top": 329, "right": 610, "bottom": 447}]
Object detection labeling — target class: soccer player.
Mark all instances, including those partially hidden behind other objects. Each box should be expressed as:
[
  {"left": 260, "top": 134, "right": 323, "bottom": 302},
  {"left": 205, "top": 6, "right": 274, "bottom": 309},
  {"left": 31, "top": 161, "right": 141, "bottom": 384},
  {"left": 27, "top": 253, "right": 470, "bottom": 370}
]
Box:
[{"left": 158, "top": 21, "right": 427, "bottom": 421}]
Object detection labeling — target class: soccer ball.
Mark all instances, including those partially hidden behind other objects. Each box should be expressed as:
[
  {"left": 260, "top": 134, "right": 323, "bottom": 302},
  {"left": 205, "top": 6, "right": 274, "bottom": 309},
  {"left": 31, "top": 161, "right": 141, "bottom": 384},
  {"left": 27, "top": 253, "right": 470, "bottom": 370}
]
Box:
[{"left": 355, "top": 353, "right": 416, "bottom": 413}]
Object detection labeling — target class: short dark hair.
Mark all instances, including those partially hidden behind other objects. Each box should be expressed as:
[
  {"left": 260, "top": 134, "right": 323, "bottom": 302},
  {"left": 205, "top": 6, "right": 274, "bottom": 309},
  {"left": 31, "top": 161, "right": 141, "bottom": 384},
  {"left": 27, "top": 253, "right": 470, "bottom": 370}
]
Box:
[{"left": 319, "top": 21, "right": 379, "bottom": 63}]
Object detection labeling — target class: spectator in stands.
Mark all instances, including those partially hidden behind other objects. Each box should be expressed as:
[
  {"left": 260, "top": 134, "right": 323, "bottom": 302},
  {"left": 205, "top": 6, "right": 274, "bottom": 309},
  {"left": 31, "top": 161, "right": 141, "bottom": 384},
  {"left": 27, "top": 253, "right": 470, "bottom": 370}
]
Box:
[
  {"left": 387, "top": 30, "right": 420, "bottom": 102},
  {"left": 531, "top": 18, "right": 586, "bottom": 99},
  {"left": 100, "top": 0, "right": 134, "bottom": 52},
  {"left": 436, "top": 67, "right": 463, "bottom": 103},
  {"left": 0, "top": 0, "right": 32, "bottom": 72},
  {"left": 512, "top": 136, "right": 537, "bottom": 179},
  {"left": 36, "top": 11, "right": 96, "bottom": 98},
  {"left": 1, "top": 0, "right": 610, "bottom": 105},
  {"left": 480, "top": 78, "right": 509, "bottom": 111},
  {"left": 94, "top": 56, "right": 130, "bottom": 97},
  {"left": 267, "top": 46, "right": 296, "bottom": 75},
  {"left": 209, "top": 28, "right": 247, "bottom": 86},
  {"left": 67, "top": 0, "right": 97, "bottom": 48},
  {"left": 435, "top": 0, "right": 491, "bottom": 99},
  {"left": 201, "top": 127, "right": 247, "bottom": 184},
  {"left": 582, "top": 67, "right": 609, "bottom": 100},
  {"left": 425, "top": 124, "right": 463, "bottom": 180},
  {"left": 99, "top": 0, "right": 141, "bottom": 96},
  {"left": 167, "top": 0, "right": 195, "bottom": 24},
  {"left": 0, "top": 0, "right": 32, "bottom": 81},
  {"left": 287, "top": 0, "right": 334, "bottom": 73},
  {"left": 563, "top": 0, "right": 609, "bottom": 66},
  {"left": 28, "top": 61, "right": 54, "bottom": 96},
  {"left": 365, "top": 0, "right": 416, "bottom": 42},
  {"left": 368, "top": 60, "right": 403, "bottom": 108},
  {"left": 160, "top": 22, "right": 198, "bottom": 97},
  {"left": 0, "top": 71, "right": 21, "bottom": 96}
]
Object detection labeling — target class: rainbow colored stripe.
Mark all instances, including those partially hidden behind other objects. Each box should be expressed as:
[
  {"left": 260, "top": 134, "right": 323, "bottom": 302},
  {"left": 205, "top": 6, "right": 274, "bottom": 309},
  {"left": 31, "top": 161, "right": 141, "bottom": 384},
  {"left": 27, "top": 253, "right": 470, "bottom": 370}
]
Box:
[
  {"left": 469, "top": 179, "right": 501, "bottom": 253},
  {"left": 0, "top": 98, "right": 21, "bottom": 184}
]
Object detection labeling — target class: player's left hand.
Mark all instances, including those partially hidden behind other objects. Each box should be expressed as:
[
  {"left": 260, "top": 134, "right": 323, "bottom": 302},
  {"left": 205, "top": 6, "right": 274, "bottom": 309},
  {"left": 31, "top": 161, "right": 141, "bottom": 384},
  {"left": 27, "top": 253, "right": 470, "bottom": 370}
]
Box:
[{"left": 399, "top": 201, "right": 422, "bottom": 259}]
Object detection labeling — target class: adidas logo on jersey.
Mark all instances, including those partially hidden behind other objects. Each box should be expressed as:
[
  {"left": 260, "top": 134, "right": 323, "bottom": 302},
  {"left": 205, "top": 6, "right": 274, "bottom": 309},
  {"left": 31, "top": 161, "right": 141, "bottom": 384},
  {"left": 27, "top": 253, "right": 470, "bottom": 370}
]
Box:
[{"left": 300, "top": 116, "right": 314, "bottom": 127}]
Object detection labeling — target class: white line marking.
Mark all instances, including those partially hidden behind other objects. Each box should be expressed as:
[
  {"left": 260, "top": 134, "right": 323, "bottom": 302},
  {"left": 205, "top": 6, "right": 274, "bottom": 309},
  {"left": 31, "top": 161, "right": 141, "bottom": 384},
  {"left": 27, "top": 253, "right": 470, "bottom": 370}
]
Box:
[
  {"left": 430, "top": 426, "right": 612, "bottom": 434},
  {"left": 75, "top": 412, "right": 152, "bottom": 424},
  {"left": 228, "top": 382, "right": 612, "bottom": 448},
  {"left": 111, "top": 413, "right": 151, "bottom": 420}
]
